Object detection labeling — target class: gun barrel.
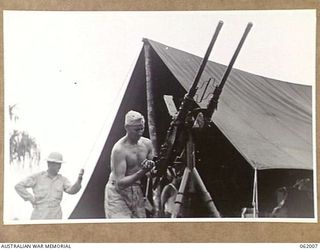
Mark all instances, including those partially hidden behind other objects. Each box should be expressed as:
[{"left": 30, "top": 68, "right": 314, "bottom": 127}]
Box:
[
  {"left": 219, "top": 22, "right": 253, "bottom": 90},
  {"left": 187, "top": 21, "right": 224, "bottom": 99},
  {"left": 175, "top": 21, "right": 224, "bottom": 124},
  {"left": 206, "top": 22, "right": 253, "bottom": 118}
]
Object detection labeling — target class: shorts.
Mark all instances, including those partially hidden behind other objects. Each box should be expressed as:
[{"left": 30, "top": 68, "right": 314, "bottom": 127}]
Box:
[{"left": 104, "top": 180, "right": 146, "bottom": 219}]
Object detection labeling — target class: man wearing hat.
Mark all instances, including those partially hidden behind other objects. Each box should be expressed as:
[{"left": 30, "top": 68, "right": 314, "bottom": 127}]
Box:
[
  {"left": 104, "top": 110, "right": 155, "bottom": 218},
  {"left": 15, "top": 151, "right": 84, "bottom": 220}
]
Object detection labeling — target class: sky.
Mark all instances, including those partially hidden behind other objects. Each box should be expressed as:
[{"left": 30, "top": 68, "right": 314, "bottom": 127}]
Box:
[{"left": 3, "top": 10, "right": 316, "bottom": 222}]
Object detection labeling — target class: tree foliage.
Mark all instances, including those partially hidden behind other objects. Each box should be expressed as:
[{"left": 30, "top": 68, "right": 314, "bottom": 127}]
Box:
[{"left": 8, "top": 104, "right": 41, "bottom": 168}]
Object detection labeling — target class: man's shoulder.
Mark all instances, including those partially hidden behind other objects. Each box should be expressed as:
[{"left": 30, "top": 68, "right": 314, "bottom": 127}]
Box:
[
  {"left": 140, "top": 137, "right": 153, "bottom": 149},
  {"left": 32, "top": 171, "right": 47, "bottom": 178},
  {"left": 111, "top": 139, "right": 127, "bottom": 154},
  {"left": 22, "top": 171, "right": 46, "bottom": 181},
  {"left": 140, "top": 136, "right": 152, "bottom": 144},
  {"left": 57, "top": 174, "right": 70, "bottom": 182}
]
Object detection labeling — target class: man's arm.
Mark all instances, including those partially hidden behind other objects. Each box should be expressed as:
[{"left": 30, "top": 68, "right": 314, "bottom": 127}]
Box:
[
  {"left": 15, "top": 175, "right": 36, "bottom": 204},
  {"left": 144, "top": 138, "right": 161, "bottom": 216},
  {"left": 112, "top": 147, "right": 151, "bottom": 190},
  {"left": 64, "top": 169, "right": 84, "bottom": 194},
  {"left": 146, "top": 138, "right": 155, "bottom": 160}
]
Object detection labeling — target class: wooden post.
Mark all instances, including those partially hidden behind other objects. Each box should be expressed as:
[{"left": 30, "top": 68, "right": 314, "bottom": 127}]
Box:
[
  {"left": 143, "top": 39, "right": 159, "bottom": 155},
  {"left": 143, "top": 39, "right": 161, "bottom": 217}
]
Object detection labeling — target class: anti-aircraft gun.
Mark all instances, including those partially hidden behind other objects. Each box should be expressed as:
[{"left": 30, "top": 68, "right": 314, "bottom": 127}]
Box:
[
  {"left": 152, "top": 21, "right": 253, "bottom": 218},
  {"left": 152, "top": 21, "right": 223, "bottom": 185}
]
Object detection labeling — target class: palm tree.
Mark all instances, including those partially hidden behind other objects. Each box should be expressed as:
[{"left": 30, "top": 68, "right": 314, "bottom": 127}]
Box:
[
  {"left": 9, "top": 104, "right": 19, "bottom": 165},
  {"left": 9, "top": 130, "right": 19, "bottom": 164},
  {"left": 8, "top": 104, "right": 41, "bottom": 168},
  {"left": 8, "top": 104, "right": 19, "bottom": 122}
]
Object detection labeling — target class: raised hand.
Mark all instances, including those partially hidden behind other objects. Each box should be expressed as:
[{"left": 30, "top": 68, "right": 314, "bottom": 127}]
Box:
[{"left": 78, "top": 168, "right": 84, "bottom": 180}]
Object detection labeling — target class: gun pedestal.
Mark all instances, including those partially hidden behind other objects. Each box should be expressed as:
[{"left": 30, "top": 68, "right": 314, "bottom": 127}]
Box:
[{"left": 171, "top": 112, "right": 221, "bottom": 218}]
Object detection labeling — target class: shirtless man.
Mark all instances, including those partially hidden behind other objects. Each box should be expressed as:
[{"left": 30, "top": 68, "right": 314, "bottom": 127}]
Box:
[{"left": 104, "top": 110, "right": 155, "bottom": 218}]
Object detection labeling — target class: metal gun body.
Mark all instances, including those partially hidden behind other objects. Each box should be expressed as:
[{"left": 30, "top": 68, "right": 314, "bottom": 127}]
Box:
[{"left": 153, "top": 21, "right": 224, "bottom": 185}]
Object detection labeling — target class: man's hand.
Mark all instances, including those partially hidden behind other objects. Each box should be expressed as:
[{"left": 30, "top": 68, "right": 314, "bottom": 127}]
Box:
[
  {"left": 78, "top": 169, "right": 84, "bottom": 181},
  {"left": 30, "top": 197, "right": 36, "bottom": 208},
  {"left": 141, "top": 159, "right": 155, "bottom": 173}
]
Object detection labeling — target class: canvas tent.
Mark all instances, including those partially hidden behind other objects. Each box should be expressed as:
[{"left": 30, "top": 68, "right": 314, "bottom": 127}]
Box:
[{"left": 70, "top": 39, "right": 313, "bottom": 219}]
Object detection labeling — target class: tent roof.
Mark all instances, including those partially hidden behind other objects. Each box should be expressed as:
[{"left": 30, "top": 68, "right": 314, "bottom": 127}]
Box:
[{"left": 146, "top": 39, "right": 313, "bottom": 170}]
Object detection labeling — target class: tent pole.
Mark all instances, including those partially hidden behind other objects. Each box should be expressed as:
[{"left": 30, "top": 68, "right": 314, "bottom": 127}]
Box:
[
  {"left": 143, "top": 40, "right": 159, "bottom": 154},
  {"left": 143, "top": 39, "right": 161, "bottom": 217},
  {"left": 252, "top": 167, "right": 258, "bottom": 218},
  {"left": 255, "top": 168, "right": 259, "bottom": 215}
]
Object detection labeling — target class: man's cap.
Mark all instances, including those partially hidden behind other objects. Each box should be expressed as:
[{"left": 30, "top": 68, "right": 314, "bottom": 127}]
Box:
[
  {"left": 125, "top": 110, "right": 145, "bottom": 126},
  {"left": 46, "top": 152, "right": 64, "bottom": 163}
]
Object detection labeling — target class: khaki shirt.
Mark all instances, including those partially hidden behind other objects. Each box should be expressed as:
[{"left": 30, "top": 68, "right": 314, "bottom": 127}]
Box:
[{"left": 15, "top": 171, "right": 81, "bottom": 219}]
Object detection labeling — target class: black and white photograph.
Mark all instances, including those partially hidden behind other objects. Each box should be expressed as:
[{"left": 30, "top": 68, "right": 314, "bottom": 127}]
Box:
[{"left": 3, "top": 9, "right": 316, "bottom": 224}]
